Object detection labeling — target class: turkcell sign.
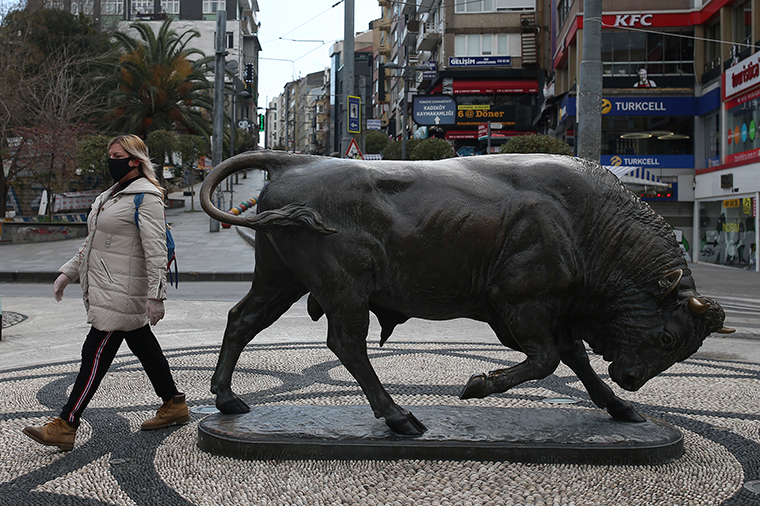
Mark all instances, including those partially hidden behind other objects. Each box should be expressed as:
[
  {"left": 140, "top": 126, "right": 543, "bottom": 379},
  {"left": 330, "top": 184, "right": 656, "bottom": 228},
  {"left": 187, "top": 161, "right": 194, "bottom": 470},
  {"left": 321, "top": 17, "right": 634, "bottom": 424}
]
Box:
[
  {"left": 448, "top": 56, "right": 511, "bottom": 67},
  {"left": 413, "top": 95, "right": 457, "bottom": 126},
  {"left": 604, "top": 97, "right": 695, "bottom": 116},
  {"left": 601, "top": 154, "right": 694, "bottom": 169},
  {"left": 559, "top": 96, "right": 694, "bottom": 116}
]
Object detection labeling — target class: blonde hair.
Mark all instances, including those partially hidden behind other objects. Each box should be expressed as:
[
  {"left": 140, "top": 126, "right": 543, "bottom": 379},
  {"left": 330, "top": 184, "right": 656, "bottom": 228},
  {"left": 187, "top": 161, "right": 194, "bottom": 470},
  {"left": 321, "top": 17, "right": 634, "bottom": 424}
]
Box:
[{"left": 108, "top": 134, "right": 164, "bottom": 196}]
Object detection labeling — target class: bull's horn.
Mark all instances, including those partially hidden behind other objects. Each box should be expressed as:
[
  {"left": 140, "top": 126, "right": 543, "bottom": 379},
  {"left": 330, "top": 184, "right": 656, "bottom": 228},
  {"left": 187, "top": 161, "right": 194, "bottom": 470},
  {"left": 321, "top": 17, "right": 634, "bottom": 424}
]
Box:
[
  {"left": 687, "top": 297, "right": 711, "bottom": 315},
  {"left": 717, "top": 327, "right": 736, "bottom": 334}
]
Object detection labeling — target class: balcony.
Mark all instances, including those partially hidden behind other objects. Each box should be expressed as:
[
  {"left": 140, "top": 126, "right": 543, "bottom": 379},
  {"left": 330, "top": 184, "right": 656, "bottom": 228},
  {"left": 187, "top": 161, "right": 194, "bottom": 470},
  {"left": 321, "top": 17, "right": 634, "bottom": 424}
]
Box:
[
  {"left": 378, "top": 0, "right": 391, "bottom": 6},
  {"left": 378, "top": 43, "right": 391, "bottom": 56},
  {"left": 417, "top": 0, "right": 436, "bottom": 13},
  {"left": 417, "top": 22, "right": 442, "bottom": 53},
  {"left": 372, "top": 17, "right": 391, "bottom": 32}
]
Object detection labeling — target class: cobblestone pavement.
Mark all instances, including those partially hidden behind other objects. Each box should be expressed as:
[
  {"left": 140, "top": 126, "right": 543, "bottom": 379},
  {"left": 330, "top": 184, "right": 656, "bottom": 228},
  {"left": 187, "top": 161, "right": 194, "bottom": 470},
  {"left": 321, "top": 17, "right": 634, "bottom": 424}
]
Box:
[
  {"left": 2, "top": 313, "right": 760, "bottom": 505},
  {"left": 3, "top": 167, "right": 760, "bottom": 504}
]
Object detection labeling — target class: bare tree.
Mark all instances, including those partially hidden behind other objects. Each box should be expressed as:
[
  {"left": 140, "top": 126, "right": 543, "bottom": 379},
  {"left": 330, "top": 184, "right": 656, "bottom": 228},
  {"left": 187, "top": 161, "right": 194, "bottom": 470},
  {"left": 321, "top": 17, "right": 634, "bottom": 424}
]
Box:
[{"left": 0, "top": 7, "right": 114, "bottom": 216}]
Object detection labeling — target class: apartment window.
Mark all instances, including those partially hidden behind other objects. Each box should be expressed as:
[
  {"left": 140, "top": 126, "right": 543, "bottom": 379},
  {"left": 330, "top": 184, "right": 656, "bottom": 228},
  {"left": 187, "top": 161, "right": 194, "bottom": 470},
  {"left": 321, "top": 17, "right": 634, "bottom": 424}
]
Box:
[
  {"left": 455, "top": 0, "right": 534, "bottom": 13},
  {"left": 203, "top": 0, "right": 224, "bottom": 14},
  {"left": 102, "top": 0, "right": 123, "bottom": 15},
  {"left": 455, "top": 34, "right": 520, "bottom": 57},
  {"left": 705, "top": 22, "right": 720, "bottom": 71},
  {"left": 162, "top": 0, "right": 179, "bottom": 14},
  {"left": 132, "top": 0, "right": 153, "bottom": 14},
  {"left": 601, "top": 30, "right": 694, "bottom": 77},
  {"left": 733, "top": 0, "right": 751, "bottom": 45},
  {"left": 556, "top": 0, "right": 570, "bottom": 27}
]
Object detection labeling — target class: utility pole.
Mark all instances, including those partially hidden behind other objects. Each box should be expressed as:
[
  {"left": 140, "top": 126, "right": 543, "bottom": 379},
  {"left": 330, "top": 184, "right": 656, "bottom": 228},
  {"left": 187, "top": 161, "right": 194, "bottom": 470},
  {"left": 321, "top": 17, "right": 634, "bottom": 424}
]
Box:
[
  {"left": 577, "top": 0, "right": 602, "bottom": 162},
  {"left": 341, "top": 0, "right": 355, "bottom": 158},
  {"left": 210, "top": 10, "right": 226, "bottom": 233}
]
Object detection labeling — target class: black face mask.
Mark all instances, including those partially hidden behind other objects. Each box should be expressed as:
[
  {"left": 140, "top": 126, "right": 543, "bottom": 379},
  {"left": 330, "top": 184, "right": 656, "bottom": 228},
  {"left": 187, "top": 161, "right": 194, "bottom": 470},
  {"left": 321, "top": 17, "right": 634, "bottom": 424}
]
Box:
[{"left": 108, "top": 157, "right": 134, "bottom": 182}]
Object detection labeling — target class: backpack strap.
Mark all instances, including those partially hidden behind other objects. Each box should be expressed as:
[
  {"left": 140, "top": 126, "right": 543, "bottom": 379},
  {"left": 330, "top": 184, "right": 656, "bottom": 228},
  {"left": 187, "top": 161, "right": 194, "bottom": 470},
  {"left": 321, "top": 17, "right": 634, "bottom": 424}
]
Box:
[{"left": 134, "top": 192, "right": 179, "bottom": 289}]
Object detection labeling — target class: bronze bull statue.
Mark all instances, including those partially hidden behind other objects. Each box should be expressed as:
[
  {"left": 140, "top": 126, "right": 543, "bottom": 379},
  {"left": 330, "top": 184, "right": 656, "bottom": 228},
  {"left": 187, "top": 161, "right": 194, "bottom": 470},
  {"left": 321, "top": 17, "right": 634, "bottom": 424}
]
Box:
[{"left": 200, "top": 151, "right": 732, "bottom": 436}]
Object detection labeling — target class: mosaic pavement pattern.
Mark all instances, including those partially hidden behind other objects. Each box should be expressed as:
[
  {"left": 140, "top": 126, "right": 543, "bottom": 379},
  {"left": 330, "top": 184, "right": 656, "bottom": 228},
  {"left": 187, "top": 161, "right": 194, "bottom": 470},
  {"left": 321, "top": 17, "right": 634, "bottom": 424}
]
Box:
[
  {"left": 1, "top": 311, "right": 27, "bottom": 329},
  {"left": 2, "top": 341, "right": 760, "bottom": 506}
]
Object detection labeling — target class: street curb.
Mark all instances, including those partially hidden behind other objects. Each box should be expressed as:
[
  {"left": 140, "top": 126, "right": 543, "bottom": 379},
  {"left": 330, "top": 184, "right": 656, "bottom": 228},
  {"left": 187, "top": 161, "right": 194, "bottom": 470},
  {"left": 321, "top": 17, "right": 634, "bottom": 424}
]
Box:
[
  {"left": 236, "top": 226, "right": 256, "bottom": 247},
  {"left": 0, "top": 271, "right": 254, "bottom": 283}
]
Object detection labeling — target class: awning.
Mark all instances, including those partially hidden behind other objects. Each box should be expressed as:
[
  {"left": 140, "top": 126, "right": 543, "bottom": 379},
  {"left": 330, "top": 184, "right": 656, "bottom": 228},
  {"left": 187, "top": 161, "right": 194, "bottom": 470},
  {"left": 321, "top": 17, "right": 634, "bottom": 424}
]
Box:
[
  {"left": 445, "top": 130, "right": 478, "bottom": 139},
  {"left": 452, "top": 79, "right": 539, "bottom": 94},
  {"left": 445, "top": 129, "right": 524, "bottom": 140},
  {"left": 605, "top": 166, "right": 670, "bottom": 193}
]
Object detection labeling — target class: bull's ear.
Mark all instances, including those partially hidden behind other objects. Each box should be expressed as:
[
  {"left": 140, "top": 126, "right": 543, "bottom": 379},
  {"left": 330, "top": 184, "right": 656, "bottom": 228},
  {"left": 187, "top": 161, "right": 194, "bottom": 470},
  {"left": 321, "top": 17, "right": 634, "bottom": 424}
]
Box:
[{"left": 658, "top": 269, "right": 683, "bottom": 302}]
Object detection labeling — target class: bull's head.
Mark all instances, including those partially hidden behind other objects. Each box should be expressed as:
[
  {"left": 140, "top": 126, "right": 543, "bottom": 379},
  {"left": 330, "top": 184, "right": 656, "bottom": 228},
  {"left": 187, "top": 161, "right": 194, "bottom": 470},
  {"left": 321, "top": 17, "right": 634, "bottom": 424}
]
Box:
[{"left": 607, "top": 269, "right": 733, "bottom": 391}]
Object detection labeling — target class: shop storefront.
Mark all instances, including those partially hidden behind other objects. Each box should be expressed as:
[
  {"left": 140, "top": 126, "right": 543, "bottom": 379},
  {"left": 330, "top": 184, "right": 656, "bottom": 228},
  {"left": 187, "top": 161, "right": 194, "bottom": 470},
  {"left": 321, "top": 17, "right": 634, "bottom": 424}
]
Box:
[
  {"left": 424, "top": 71, "right": 540, "bottom": 154},
  {"left": 693, "top": 52, "right": 760, "bottom": 271}
]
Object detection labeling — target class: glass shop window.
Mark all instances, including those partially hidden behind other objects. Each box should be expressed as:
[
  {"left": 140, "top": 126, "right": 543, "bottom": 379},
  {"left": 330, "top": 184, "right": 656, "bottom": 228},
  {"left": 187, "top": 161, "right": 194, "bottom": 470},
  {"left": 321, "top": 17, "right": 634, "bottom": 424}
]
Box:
[
  {"left": 601, "top": 29, "right": 694, "bottom": 77},
  {"left": 699, "top": 199, "right": 756, "bottom": 269},
  {"left": 601, "top": 116, "right": 694, "bottom": 156}
]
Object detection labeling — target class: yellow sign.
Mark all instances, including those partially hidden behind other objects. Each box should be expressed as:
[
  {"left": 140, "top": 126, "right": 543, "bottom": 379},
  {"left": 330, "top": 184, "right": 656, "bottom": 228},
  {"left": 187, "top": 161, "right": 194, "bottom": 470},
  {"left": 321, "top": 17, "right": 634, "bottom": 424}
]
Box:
[
  {"left": 743, "top": 198, "right": 753, "bottom": 214},
  {"left": 458, "top": 104, "right": 491, "bottom": 110},
  {"left": 723, "top": 199, "right": 740, "bottom": 208},
  {"left": 601, "top": 99, "right": 612, "bottom": 114},
  {"left": 609, "top": 156, "right": 622, "bottom": 166}
]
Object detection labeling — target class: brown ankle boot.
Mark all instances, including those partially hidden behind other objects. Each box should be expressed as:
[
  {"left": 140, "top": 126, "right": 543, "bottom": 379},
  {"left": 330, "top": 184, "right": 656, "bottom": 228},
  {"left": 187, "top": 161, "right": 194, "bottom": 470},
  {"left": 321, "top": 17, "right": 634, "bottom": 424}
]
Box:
[
  {"left": 141, "top": 393, "right": 190, "bottom": 430},
  {"left": 22, "top": 418, "right": 77, "bottom": 451}
]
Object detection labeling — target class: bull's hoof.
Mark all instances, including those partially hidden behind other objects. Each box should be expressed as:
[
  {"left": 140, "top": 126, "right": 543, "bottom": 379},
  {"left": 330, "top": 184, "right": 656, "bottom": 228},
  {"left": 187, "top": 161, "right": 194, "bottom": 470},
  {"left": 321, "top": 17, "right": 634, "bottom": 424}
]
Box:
[
  {"left": 606, "top": 401, "right": 646, "bottom": 423},
  {"left": 216, "top": 396, "right": 251, "bottom": 415},
  {"left": 460, "top": 373, "right": 489, "bottom": 399},
  {"left": 385, "top": 411, "right": 427, "bottom": 436}
]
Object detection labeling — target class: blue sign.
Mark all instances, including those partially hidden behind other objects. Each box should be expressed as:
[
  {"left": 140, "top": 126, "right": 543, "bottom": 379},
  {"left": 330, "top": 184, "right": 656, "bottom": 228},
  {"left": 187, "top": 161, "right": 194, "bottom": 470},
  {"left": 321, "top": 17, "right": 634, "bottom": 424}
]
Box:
[
  {"left": 560, "top": 96, "right": 695, "bottom": 117},
  {"left": 347, "top": 96, "right": 360, "bottom": 133},
  {"left": 448, "top": 56, "right": 511, "bottom": 67},
  {"left": 366, "top": 119, "right": 381, "bottom": 130},
  {"left": 457, "top": 146, "right": 475, "bottom": 157},
  {"left": 601, "top": 154, "right": 694, "bottom": 169},
  {"left": 413, "top": 95, "right": 457, "bottom": 126}
]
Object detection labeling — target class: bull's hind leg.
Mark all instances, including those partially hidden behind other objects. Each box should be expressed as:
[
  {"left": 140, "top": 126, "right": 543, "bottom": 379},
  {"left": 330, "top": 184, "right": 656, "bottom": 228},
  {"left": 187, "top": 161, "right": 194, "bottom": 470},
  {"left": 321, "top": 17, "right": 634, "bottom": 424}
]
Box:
[
  {"left": 559, "top": 339, "right": 645, "bottom": 422},
  {"left": 325, "top": 304, "right": 427, "bottom": 436},
  {"left": 212, "top": 279, "right": 307, "bottom": 414},
  {"left": 461, "top": 303, "right": 560, "bottom": 399}
]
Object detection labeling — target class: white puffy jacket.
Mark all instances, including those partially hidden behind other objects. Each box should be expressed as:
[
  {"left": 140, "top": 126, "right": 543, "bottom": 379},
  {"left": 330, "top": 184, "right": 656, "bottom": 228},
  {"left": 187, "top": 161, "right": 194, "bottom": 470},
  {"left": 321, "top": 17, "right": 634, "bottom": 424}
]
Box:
[{"left": 60, "top": 178, "right": 168, "bottom": 332}]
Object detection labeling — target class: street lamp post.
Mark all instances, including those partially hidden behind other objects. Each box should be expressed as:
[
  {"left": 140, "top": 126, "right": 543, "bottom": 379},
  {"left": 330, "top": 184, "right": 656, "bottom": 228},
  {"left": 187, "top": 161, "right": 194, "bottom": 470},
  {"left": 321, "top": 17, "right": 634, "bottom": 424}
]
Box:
[{"left": 384, "top": 63, "right": 430, "bottom": 160}]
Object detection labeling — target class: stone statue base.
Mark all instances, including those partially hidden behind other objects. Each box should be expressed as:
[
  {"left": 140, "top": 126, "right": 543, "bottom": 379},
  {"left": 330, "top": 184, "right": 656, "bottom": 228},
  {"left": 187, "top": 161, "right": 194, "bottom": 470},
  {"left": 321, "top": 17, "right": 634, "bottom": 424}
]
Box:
[{"left": 198, "top": 405, "right": 683, "bottom": 465}]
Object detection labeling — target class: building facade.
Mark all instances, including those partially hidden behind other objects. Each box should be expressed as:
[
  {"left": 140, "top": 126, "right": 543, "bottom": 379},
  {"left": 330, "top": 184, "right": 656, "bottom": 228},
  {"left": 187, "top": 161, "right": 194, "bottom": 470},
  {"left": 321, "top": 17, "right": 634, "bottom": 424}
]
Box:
[
  {"left": 544, "top": 0, "right": 759, "bottom": 270},
  {"left": 373, "top": 0, "right": 544, "bottom": 156},
  {"left": 28, "top": 0, "right": 262, "bottom": 136}
]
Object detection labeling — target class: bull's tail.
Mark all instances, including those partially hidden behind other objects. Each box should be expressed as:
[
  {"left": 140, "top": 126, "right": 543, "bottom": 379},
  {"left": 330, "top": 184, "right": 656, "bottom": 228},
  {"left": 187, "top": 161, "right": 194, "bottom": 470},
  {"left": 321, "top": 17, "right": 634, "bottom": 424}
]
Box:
[{"left": 200, "top": 150, "right": 337, "bottom": 234}]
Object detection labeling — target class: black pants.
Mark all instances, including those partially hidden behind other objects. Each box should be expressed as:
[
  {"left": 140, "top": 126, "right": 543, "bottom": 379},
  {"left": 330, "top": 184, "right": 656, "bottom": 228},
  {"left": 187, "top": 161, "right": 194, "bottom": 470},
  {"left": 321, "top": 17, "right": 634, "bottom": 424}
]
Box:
[{"left": 60, "top": 324, "right": 180, "bottom": 424}]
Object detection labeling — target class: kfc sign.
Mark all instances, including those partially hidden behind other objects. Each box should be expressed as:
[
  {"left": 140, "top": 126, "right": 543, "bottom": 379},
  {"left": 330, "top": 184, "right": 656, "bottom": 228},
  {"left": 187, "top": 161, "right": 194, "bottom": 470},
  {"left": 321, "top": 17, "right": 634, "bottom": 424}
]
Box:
[
  {"left": 611, "top": 14, "right": 653, "bottom": 27},
  {"left": 725, "top": 52, "right": 760, "bottom": 99}
]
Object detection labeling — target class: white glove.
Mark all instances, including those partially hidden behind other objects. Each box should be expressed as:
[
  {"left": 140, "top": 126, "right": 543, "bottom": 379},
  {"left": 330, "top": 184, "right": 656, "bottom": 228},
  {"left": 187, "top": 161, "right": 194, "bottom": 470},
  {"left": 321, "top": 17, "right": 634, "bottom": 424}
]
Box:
[
  {"left": 146, "top": 299, "right": 165, "bottom": 326},
  {"left": 53, "top": 273, "right": 71, "bottom": 302}
]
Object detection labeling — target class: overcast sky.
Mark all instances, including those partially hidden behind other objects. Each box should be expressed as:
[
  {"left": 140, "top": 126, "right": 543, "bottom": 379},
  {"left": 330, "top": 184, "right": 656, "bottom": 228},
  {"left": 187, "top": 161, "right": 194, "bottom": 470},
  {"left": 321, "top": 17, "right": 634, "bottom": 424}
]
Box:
[{"left": 256, "top": 0, "right": 380, "bottom": 106}]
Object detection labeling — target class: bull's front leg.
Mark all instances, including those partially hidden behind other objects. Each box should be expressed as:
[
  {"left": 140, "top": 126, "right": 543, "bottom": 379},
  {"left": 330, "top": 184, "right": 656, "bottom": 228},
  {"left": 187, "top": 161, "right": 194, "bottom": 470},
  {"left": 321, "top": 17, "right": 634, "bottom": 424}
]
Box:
[
  {"left": 461, "top": 303, "right": 560, "bottom": 399},
  {"left": 460, "top": 347, "right": 560, "bottom": 399},
  {"left": 559, "top": 339, "right": 645, "bottom": 423},
  {"left": 326, "top": 310, "right": 427, "bottom": 436}
]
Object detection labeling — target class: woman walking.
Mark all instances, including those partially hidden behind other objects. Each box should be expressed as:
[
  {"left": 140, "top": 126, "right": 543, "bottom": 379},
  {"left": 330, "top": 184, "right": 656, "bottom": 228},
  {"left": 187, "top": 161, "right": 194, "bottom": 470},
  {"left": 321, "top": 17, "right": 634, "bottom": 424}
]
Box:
[{"left": 23, "top": 134, "right": 189, "bottom": 451}]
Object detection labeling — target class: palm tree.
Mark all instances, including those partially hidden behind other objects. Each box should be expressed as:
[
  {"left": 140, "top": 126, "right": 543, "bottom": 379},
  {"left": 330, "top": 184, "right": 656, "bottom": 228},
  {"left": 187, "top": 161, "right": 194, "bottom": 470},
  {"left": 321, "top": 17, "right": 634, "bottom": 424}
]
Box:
[{"left": 107, "top": 20, "right": 213, "bottom": 137}]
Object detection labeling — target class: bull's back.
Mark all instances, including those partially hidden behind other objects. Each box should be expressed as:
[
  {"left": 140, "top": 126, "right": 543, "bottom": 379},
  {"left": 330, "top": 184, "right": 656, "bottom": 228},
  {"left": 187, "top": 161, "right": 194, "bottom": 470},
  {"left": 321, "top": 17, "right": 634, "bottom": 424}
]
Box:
[{"left": 259, "top": 155, "right": 604, "bottom": 314}]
